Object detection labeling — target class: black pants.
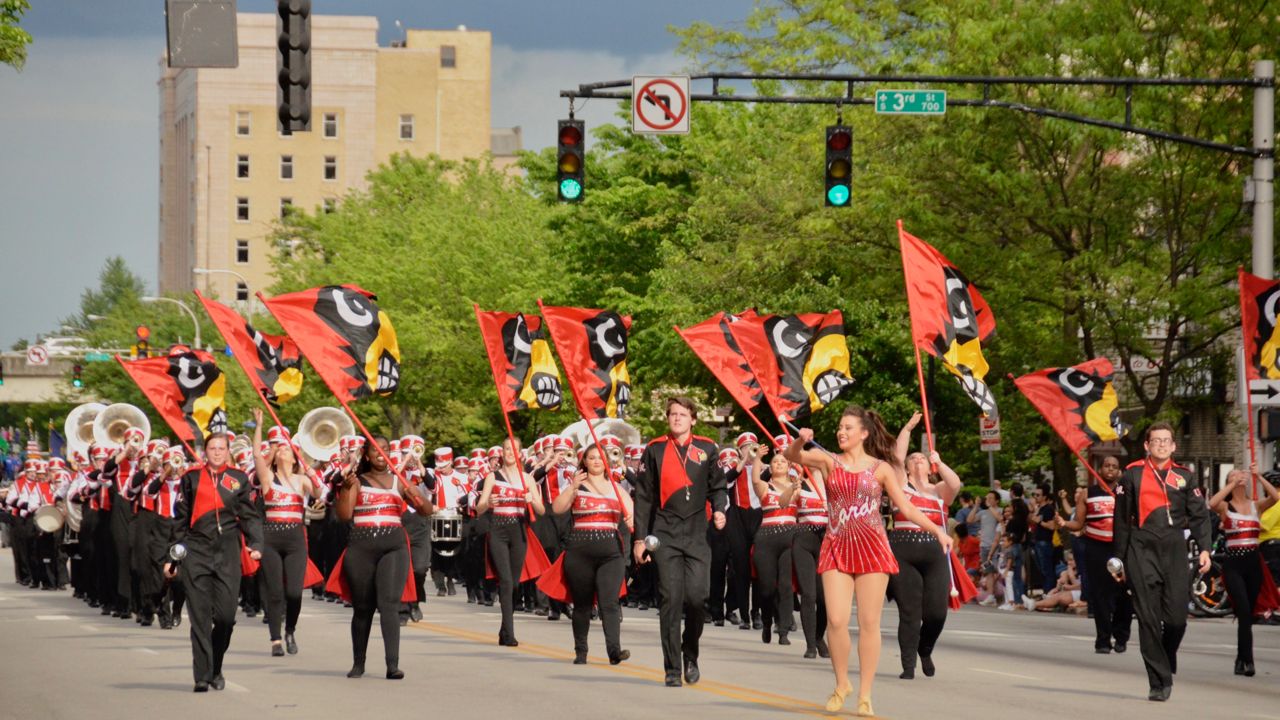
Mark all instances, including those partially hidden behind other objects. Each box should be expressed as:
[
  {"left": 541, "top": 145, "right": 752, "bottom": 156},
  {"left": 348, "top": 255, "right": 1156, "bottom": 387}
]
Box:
[
  {"left": 887, "top": 531, "right": 950, "bottom": 671},
  {"left": 564, "top": 532, "right": 625, "bottom": 656},
  {"left": 1223, "top": 551, "right": 1263, "bottom": 664},
  {"left": 753, "top": 525, "right": 795, "bottom": 636},
  {"left": 1082, "top": 537, "right": 1132, "bottom": 650},
  {"left": 1125, "top": 528, "right": 1189, "bottom": 690},
  {"left": 402, "top": 511, "right": 430, "bottom": 607},
  {"left": 181, "top": 531, "right": 241, "bottom": 684},
  {"left": 343, "top": 526, "right": 410, "bottom": 668},
  {"left": 792, "top": 526, "right": 827, "bottom": 649},
  {"left": 724, "top": 506, "right": 760, "bottom": 621},
  {"left": 488, "top": 518, "right": 526, "bottom": 641},
  {"left": 654, "top": 537, "right": 710, "bottom": 672},
  {"left": 261, "top": 523, "right": 307, "bottom": 641}
]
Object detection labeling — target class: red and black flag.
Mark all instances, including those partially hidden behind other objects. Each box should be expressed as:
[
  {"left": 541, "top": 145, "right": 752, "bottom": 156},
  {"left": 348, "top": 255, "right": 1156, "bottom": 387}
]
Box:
[
  {"left": 115, "top": 347, "right": 228, "bottom": 443},
  {"left": 195, "top": 291, "right": 304, "bottom": 405},
  {"left": 1240, "top": 269, "right": 1280, "bottom": 381},
  {"left": 675, "top": 309, "right": 766, "bottom": 414},
  {"left": 727, "top": 310, "right": 854, "bottom": 422},
  {"left": 538, "top": 303, "right": 631, "bottom": 419},
  {"left": 1014, "top": 358, "right": 1128, "bottom": 452},
  {"left": 899, "top": 224, "right": 998, "bottom": 417},
  {"left": 260, "top": 285, "right": 400, "bottom": 402},
  {"left": 474, "top": 306, "right": 564, "bottom": 412}
]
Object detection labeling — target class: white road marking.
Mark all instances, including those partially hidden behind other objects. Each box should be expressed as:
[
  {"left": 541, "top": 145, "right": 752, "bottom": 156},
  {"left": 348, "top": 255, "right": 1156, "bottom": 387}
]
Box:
[
  {"left": 972, "top": 668, "right": 1041, "bottom": 681},
  {"left": 134, "top": 647, "right": 159, "bottom": 655},
  {"left": 36, "top": 614, "right": 70, "bottom": 620}
]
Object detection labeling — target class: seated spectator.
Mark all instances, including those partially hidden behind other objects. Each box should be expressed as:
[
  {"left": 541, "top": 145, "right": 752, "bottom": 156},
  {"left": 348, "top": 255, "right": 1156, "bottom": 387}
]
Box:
[{"left": 1023, "top": 552, "right": 1085, "bottom": 612}]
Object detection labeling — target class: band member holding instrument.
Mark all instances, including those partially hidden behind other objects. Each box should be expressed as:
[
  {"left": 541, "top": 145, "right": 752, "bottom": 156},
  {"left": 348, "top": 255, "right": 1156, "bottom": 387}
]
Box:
[
  {"left": 164, "top": 433, "right": 263, "bottom": 693},
  {"left": 550, "top": 443, "right": 633, "bottom": 665},
  {"left": 476, "top": 436, "right": 544, "bottom": 647},
  {"left": 332, "top": 436, "right": 431, "bottom": 680},
  {"left": 786, "top": 407, "right": 951, "bottom": 717},
  {"left": 633, "top": 397, "right": 728, "bottom": 688}
]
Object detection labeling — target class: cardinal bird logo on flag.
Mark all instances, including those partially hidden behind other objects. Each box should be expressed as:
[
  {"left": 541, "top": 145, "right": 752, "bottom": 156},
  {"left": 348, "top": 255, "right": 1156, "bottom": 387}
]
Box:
[
  {"left": 195, "top": 291, "right": 304, "bottom": 405},
  {"left": 475, "top": 307, "right": 563, "bottom": 412},
  {"left": 115, "top": 348, "right": 228, "bottom": 443},
  {"left": 1240, "top": 269, "right": 1280, "bottom": 381},
  {"left": 539, "top": 303, "right": 632, "bottom": 419},
  {"left": 728, "top": 310, "right": 853, "bottom": 422},
  {"left": 261, "top": 285, "right": 401, "bottom": 402},
  {"left": 676, "top": 309, "right": 766, "bottom": 414},
  {"left": 1014, "top": 358, "right": 1128, "bottom": 452},
  {"left": 899, "top": 224, "right": 998, "bottom": 418}
]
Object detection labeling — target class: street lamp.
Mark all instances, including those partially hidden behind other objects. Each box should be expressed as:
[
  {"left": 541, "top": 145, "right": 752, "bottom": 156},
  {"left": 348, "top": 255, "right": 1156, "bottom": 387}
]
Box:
[
  {"left": 141, "top": 296, "right": 201, "bottom": 349},
  {"left": 193, "top": 267, "right": 255, "bottom": 317}
]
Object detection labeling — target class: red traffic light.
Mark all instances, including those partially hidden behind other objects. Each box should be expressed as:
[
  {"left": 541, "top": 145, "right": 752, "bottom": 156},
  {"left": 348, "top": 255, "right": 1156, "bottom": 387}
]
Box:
[
  {"left": 559, "top": 125, "right": 583, "bottom": 147},
  {"left": 827, "top": 129, "right": 852, "bottom": 152},
  {"left": 136, "top": 325, "right": 151, "bottom": 341}
]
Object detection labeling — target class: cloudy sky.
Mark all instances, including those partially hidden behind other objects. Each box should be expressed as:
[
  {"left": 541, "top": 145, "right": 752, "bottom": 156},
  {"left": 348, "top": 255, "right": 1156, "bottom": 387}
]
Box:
[{"left": 0, "top": 0, "right": 750, "bottom": 349}]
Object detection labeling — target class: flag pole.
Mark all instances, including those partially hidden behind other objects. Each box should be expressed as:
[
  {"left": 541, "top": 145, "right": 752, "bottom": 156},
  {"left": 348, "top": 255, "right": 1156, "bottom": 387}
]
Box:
[{"left": 1238, "top": 268, "right": 1260, "bottom": 496}]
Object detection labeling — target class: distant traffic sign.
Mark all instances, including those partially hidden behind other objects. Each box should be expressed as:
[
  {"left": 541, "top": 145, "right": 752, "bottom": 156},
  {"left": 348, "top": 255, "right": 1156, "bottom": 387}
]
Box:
[
  {"left": 1250, "top": 379, "right": 1280, "bottom": 405},
  {"left": 875, "top": 89, "right": 947, "bottom": 115},
  {"left": 25, "top": 345, "right": 48, "bottom": 366},
  {"left": 632, "top": 76, "right": 690, "bottom": 134}
]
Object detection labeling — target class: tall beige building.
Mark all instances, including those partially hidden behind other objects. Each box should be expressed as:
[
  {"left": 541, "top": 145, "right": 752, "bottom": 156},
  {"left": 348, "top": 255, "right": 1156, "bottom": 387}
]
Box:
[{"left": 158, "top": 13, "right": 519, "bottom": 303}]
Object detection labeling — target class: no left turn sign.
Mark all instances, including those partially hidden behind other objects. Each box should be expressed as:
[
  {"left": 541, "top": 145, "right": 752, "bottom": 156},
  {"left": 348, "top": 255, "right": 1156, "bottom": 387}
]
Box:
[{"left": 632, "top": 75, "right": 690, "bottom": 135}]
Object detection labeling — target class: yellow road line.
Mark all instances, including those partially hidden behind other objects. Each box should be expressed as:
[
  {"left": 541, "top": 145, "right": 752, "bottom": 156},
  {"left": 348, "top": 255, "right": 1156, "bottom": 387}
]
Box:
[{"left": 406, "top": 620, "right": 877, "bottom": 717}]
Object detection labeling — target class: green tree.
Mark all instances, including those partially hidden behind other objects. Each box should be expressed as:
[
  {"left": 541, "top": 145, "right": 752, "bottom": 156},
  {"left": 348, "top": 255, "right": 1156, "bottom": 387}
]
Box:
[{"left": 0, "top": 0, "right": 32, "bottom": 71}]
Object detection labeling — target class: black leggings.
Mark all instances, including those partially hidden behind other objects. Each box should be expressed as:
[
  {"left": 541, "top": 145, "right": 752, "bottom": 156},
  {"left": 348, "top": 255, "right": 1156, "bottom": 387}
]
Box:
[
  {"left": 488, "top": 518, "right": 526, "bottom": 641},
  {"left": 261, "top": 523, "right": 307, "bottom": 642},
  {"left": 753, "top": 525, "right": 795, "bottom": 634},
  {"left": 563, "top": 532, "right": 625, "bottom": 656},
  {"left": 343, "top": 527, "right": 409, "bottom": 668},
  {"left": 1223, "top": 551, "right": 1263, "bottom": 664},
  {"left": 887, "top": 531, "right": 950, "bottom": 671},
  {"left": 792, "top": 526, "right": 827, "bottom": 648}
]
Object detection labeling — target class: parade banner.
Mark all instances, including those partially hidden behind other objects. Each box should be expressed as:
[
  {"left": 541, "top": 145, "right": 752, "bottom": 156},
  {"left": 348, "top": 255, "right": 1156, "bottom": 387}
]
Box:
[
  {"left": 259, "top": 285, "right": 401, "bottom": 402},
  {"left": 899, "top": 223, "right": 998, "bottom": 418},
  {"left": 474, "top": 307, "right": 564, "bottom": 412},
  {"left": 1014, "top": 358, "right": 1128, "bottom": 453},
  {"left": 196, "top": 291, "right": 304, "bottom": 405},
  {"left": 538, "top": 303, "right": 632, "bottom": 419},
  {"left": 115, "top": 349, "right": 227, "bottom": 443}
]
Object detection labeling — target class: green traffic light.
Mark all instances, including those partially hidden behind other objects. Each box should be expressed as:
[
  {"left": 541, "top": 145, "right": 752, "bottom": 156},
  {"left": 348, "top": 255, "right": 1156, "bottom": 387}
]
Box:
[
  {"left": 559, "top": 178, "right": 583, "bottom": 200},
  {"left": 827, "top": 184, "right": 851, "bottom": 206}
]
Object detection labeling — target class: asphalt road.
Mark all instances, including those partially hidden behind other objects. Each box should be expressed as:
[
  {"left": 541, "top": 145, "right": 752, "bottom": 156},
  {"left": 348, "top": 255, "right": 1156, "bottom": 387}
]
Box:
[{"left": 0, "top": 552, "right": 1275, "bottom": 719}]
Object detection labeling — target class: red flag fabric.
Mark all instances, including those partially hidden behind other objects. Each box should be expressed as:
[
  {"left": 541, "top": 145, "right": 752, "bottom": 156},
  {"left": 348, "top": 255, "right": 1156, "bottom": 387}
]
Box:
[
  {"left": 1013, "top": 358, "right": 1129, "bottom": 453},
  {"left": 473, "top": 306, "right": 564, "bottom": 412},
  {"left": 259, "top": 285, "right": 400, "bottom": 402},
  {"left": 195, "top": 291, "right": 303, "bottom": 404},
  {"left": 538, "top": 303, "right": 632, "bottom": 419},
  {"left": 726, "top": 311, "right": 854, "bottom": 422},
  {"left": 899, "top": 224, "right": 998, "bottom": 417},
  {"left": 676, "top": 310, "right": 767, "bottom": 414},
  {"left": 1240, "top": 268, "right": 1280, "bottom": 381},
  {"left": 116, "top": 349, "right": 228, "bottom": 443}
]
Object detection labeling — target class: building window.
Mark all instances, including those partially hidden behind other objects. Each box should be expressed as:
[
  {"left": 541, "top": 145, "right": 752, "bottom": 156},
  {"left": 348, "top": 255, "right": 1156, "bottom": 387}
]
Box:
[
  {"left": 236, "top": 111, "right": 250, "bottom": 136},
  {"left": 236, "top": 239, "right": 249, "bottom": 263},
  {"left": 323, "top": 112, "right": 338, "bottom": 138},
  {"left": 236, "top": 282, "right": 249, "bottom": 302},
  {"left": 399, "top": 114, "right": 414, "bottom": 140},
  {"left": 441, "top": 45, "right": 456, "bottom": 68},
  {"left": 323, "top": 155, "right": 337, "bottom": 181},
  {"left": 280, "top": 197, "right": 293, "bottom": 218},
  {"left": 280, "top": 155, "right": 294, "bottom": 180},
  {"left": 236, "top": 154, "right": 249, "bottom": 179},
  {"left": 236, "top": 197, "right": 249, "bottom": 221},
  {"left": 323, "top": 198, "right": 337, "bottom": 213}
]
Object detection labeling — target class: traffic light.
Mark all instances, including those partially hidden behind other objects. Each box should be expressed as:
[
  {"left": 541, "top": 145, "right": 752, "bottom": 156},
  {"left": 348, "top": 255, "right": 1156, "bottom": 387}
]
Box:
[
  {"left": 556, "top": 119, "right": 585, "bottom": 203},
  {"left": 277, "top": 0, "right": 312, "bottom": 135},
  {"left": 71, "top": 364, "right": 84, "bottom": 389},
  {"left": 824, "top": 125, "right": 853, "bottom": 207}
]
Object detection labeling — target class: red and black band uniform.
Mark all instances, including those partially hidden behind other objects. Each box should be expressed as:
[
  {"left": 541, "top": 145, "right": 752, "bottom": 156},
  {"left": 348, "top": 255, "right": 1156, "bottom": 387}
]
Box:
[
  {"left": 1113, "top": 459, "right": 1211, "bottom": 694},
  {"left": 1080, "top": 484, "right": 1132, "bottom": 652},
  {"left": 563, "top": 486, "right": 627, "bottom": 660},
  {"left": 792, "top": 484, "right": 828, "bottom": 654},
  {"left": 886, "top": 484, "right": 950, "bottom": 676},
  {"left": 753, "top": 481, "right": 796, "bottom": 644},
  {"left": 634, "top": 434, "right": 728, "bottom": 678},
  {"left": 169, "top": 463, "right": 263, "bottom": 685}
]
